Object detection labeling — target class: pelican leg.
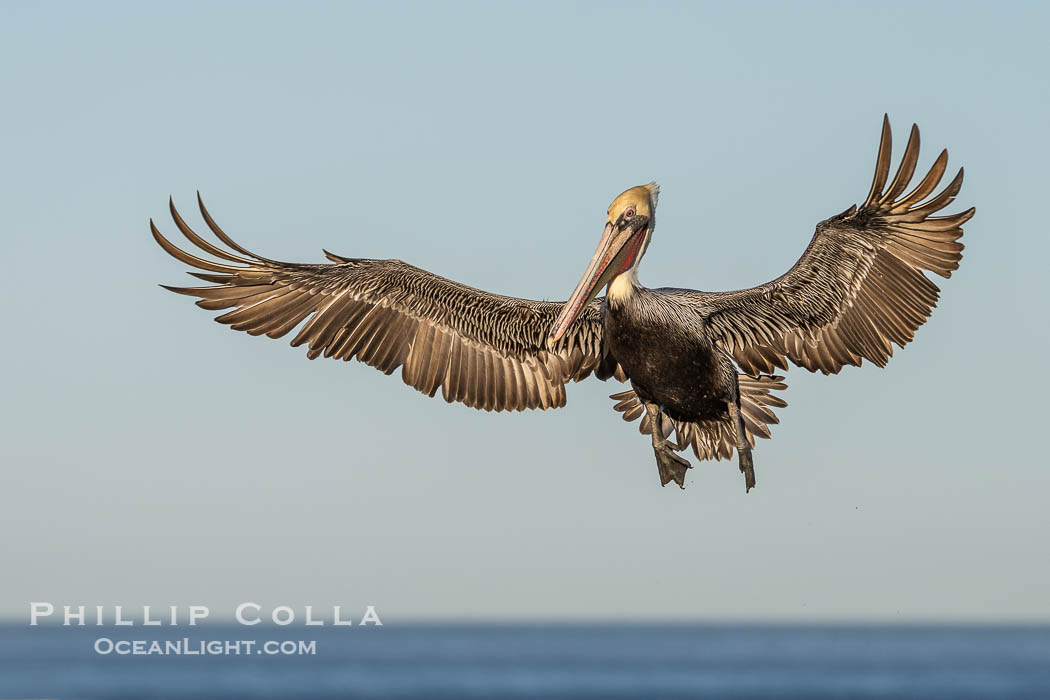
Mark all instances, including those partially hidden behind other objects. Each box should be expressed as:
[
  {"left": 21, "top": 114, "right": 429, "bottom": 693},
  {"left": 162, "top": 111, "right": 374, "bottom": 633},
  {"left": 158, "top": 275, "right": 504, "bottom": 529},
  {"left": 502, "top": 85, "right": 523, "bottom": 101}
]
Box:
[
  {"left": 727, "top": 398, "right": 755, "bottom": 493},
  {"left": 644, "top": 402, "right": 691, "bottom": 489}
]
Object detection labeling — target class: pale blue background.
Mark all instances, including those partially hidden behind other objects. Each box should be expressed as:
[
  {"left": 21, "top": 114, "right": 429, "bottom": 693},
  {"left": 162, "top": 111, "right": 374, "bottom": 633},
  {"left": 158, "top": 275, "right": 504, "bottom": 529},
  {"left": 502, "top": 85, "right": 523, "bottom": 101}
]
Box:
[{"left": 1, "top": 1, "right": 1047, "bottom": 621}]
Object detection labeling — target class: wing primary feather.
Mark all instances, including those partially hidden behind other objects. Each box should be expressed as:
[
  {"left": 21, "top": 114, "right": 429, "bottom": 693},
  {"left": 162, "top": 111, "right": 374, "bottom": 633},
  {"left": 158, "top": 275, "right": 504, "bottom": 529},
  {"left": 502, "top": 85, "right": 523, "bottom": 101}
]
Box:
[
  {"left": 168, "top": 197, "right": 251, "bottom": 264},
  {"left": 880, "top": 123, "right": 920, "bottom": 204},
  {"left": 151, "top": 220, "right": 243, "bottom": 274},
  {"left": 863, "top": 114, "right": 893, "bottom": 207},
  {"left": 196, "top": 192, "right": 275, "bottom": 263},
  {"left": 892, "top": 149, "right": 948, "bottom": 212},
  {"left": 896, "top": 168, "right": 964, "bottom": 220}
]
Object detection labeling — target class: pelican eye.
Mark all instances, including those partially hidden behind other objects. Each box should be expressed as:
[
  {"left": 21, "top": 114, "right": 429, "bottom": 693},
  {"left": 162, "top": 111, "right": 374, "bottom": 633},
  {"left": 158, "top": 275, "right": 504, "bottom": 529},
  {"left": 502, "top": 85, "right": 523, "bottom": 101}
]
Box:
[{"left": 623, "top": 209, "right": 635, "bottom": 220}]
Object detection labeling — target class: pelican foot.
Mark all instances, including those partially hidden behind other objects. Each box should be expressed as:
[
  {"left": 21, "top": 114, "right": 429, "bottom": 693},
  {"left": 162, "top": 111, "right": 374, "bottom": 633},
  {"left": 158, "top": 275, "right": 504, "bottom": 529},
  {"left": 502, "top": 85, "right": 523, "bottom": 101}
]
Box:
[
  {"left": 654, "top": 443, "right": 691, "bottom": 489},
  {"left": 738, "top": 447, "right": 755, "bottom": 493}
]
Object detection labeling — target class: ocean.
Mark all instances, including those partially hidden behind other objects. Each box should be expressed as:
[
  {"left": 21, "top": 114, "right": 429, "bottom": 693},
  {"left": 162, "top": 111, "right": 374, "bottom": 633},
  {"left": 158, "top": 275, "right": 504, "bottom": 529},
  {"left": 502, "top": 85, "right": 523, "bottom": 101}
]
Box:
[{"left": 2, "top": 624, "right": 1048, "bottom": 699}]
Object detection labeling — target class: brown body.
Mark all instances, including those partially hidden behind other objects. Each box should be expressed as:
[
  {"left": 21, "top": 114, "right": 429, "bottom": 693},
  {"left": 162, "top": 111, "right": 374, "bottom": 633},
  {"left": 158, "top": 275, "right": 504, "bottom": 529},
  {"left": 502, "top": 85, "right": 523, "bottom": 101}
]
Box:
[{"left": 604, "top": 288, "right": 735, "bottom": 425}]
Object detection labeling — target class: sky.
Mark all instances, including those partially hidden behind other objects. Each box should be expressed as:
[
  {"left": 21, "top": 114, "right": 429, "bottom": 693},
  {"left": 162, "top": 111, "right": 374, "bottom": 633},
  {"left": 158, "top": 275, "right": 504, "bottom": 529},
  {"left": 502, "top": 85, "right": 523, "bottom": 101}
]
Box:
[{"left": 1, "top": 1, "right": 1048, "bottom": 623}]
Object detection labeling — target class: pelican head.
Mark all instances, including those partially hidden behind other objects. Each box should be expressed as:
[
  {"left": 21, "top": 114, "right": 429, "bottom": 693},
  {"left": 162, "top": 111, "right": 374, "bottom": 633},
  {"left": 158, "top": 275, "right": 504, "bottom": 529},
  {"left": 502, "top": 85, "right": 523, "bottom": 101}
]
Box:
[{"left": 548, "top": 182, "right": 659, "bottom": 344}]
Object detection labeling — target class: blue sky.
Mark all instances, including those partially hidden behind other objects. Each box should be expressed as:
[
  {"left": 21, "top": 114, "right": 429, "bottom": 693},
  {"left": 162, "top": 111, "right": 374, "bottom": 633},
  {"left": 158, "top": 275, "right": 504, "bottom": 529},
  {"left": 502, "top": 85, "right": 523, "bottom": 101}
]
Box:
[{"left": 1, "top": 1, "right": 1048, "bottom": 621}]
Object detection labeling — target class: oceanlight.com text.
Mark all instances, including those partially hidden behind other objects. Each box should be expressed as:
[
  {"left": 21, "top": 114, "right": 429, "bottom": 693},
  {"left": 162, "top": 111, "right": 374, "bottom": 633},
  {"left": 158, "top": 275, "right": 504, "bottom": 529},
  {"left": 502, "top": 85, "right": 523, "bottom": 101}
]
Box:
[{"left": 94, "top": 638, "right": 317, "bottom": 656}]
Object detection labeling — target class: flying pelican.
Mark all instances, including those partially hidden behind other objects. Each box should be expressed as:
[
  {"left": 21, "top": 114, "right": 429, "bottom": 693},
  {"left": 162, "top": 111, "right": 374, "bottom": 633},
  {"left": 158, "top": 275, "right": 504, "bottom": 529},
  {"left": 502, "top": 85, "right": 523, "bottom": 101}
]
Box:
[{"left": 153, "top": 117, "right": 972, "bottom": 491}]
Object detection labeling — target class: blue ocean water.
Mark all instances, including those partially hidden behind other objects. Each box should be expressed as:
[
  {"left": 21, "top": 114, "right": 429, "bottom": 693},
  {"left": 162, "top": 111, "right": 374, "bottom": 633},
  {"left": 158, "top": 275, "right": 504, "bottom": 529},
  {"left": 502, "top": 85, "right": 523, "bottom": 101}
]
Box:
[{"left": 1, "top": 624, "right": 1048, "bottom": 699}]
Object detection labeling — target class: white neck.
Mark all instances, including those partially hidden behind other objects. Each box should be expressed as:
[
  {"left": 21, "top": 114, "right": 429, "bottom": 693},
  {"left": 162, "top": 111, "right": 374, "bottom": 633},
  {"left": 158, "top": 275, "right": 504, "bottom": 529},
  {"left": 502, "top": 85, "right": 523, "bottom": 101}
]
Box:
[{"left": 607, "top": 269, "right": 639, "bottom": 307}]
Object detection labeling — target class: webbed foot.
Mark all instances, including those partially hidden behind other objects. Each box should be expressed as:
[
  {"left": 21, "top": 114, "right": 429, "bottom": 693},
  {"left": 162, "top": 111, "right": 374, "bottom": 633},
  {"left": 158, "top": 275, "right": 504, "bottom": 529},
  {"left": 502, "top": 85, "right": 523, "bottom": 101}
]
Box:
[
  {"left": 727, "top": 392, "right": 756, "bottom": 493},
  {"left": 655, "top": 441, "right": 691, "bottom": 489}
]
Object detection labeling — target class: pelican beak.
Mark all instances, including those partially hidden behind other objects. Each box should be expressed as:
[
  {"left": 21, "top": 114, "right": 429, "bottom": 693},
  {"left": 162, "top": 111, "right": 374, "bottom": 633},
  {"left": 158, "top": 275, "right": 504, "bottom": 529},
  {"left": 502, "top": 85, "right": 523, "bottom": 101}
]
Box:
[{"left": 548, "top": 216, "right": 648, "bottom": 345}]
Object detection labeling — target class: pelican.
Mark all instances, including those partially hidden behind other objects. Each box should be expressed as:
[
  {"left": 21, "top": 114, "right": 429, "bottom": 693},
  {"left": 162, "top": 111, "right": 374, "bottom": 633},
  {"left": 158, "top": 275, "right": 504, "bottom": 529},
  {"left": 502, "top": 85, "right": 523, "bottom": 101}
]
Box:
[{"left": 153, "top": 117, "right": 972, "bottom": 491}]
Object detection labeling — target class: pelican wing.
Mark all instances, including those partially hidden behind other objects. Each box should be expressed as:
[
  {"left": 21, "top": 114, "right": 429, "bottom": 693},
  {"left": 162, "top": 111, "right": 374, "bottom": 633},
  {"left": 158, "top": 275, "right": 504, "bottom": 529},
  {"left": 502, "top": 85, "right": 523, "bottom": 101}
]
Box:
[
  {"left": 695, "top": 116, "right": 974, "bottom": 376},
  {"left": 153, "top": 196, "right": 615, "bottom": 411}
]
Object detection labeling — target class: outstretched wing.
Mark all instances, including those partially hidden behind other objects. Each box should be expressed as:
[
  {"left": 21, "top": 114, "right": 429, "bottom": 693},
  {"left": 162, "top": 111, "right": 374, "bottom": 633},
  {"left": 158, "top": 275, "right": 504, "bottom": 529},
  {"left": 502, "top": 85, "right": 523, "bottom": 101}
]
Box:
[
  {"left": 692, "top": 116, "right": 974, "bottom": 376},
  {"left": 153, "top": 195, "right": 615, "bottom": 411}
]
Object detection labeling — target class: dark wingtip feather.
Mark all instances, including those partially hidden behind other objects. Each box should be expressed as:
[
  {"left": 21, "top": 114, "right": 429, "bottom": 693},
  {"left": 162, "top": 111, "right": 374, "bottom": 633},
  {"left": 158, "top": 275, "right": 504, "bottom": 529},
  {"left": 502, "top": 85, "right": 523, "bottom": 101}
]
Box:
[
  {"left": 151, "top": 218, "right": 241, "bottom": 274},
  {"left": 864, "top": 115, "right": 894, "bottom": 208},
  {"left": 194, "top": 192, "right": 274, "bottom": 263},
  {"left": 323, "top": 249, "right": 354, "bottom": 263},
  {"left": 159, "top": 284, "right": 194, "bottom": 295}
]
